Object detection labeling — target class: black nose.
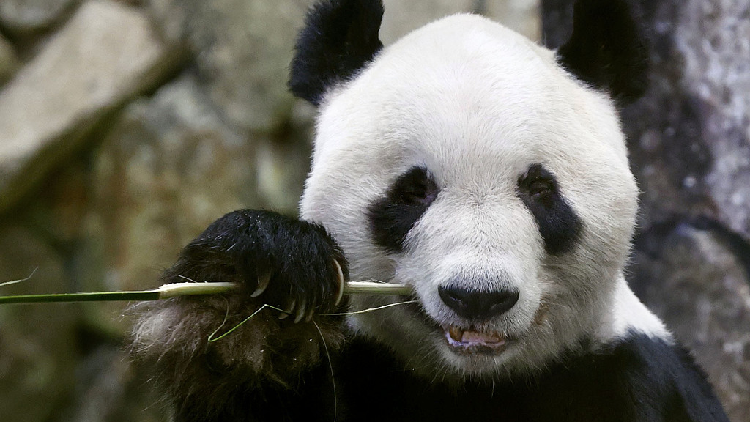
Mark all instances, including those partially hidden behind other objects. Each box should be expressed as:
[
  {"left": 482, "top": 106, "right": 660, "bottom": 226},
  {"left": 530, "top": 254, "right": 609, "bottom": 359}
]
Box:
[{"left": 438, "top": 286, "right": 519, "bottom": 320}]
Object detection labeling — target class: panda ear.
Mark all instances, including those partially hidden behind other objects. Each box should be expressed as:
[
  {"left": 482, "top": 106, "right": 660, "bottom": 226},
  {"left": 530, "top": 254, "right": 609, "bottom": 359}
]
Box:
[
  {"left": 289, "top": 0, "right": 384, "bottom": 106},
  {"left": 557, "top": 0, "right": 648, "bottom": 104}
]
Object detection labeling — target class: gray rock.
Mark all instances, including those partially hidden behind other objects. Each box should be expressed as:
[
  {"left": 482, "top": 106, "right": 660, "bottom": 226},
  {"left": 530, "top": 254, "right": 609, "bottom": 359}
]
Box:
[
  {"left": 483, "top": 0, "right": 540, "bottom": 41},
  {"left": 0, "top": 0, "right": 182, "bottom": 214},
  {"left": 380, "top": 0, "right": 540, "bottom": 44},
  {"left": 256, "top": 100, "right": 316, "bottom": 213},
  {"left": 147, "top": 0, "right": 310, "bottom": 132},
  {"left": 76, "top": 74, "right": 313, "bottom": 331},
  {"left": 79, "top": 73, "right": 249, "bottom": 329},
  {"left": 632, "top": 225, "right": 750, "bottom": 422},
  {"left": 672, "top": 1, "right": 750, "bottom": 239},
  {"left": 65, "top": 346, "right": 167, "bottom": 422},
  {"left": 0, "top": 35, "right": 19, "bottom": 84},
  {"left": 380, "top": 0, "right": 476, "bottom": 44},
  {"left": 621, "top": 0, "right": 750, "bottom": 239},
  {"left": 0, "top": 0, "right": 79, "bottom": 34}
]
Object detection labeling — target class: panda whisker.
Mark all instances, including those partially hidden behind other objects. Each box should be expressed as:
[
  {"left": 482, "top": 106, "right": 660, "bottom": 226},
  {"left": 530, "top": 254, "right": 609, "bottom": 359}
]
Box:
[
  {"left": 321, "top": 299, "right": 419, "bottom": 316},
  {"left": 207, "top": 303, "right": 286, "bottom": 342},
  {"left": 205, "top": 296, "right": 232, "bottom": 342},
  {"left": 313, "top": 321, "right": 337, "bottom": 422},
  {"left": 207, "top": 300, "right": 418, "bottom": 343}
]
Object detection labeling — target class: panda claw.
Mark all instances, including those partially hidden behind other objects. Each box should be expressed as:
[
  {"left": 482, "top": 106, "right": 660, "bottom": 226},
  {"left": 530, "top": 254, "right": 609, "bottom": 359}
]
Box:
[
  {"left": 251, "top": 272, "right": 271, "bottom": 298},
  {"left": 294, "top": 301, "right": 307, "bottom": 323},
  {"left": 333, "top": 259, "right": 346, "bottom": 306},
  {"left": 278, "top": 300, "right": 295, "bottom": 320},
  {"left": 304, "top": 305, "right": 316, "bottom": 322}
]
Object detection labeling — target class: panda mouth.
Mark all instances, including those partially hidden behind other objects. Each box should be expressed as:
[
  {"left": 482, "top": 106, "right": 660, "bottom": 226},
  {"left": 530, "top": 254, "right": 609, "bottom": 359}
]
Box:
[
  {"left": 443, "top": 325, "right": 509, "bottom": 353},
  {"left": 401, "top": 299, "right": 512, "bottom": 354}
]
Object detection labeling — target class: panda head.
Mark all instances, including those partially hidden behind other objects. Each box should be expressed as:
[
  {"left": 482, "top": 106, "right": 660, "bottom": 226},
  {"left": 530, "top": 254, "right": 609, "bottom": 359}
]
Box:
[{"left": 295, "top": 0, "right": 663, "bottom": 379}]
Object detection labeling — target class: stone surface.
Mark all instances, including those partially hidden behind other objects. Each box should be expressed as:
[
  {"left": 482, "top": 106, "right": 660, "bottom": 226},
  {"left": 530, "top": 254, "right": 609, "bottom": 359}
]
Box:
[
  {"left": 147, "top": 0, "right": 310, "bottom": 132},
  {"left": 484, "top": 0, "right": 541, "bottom": 41},
  {"left": 0, "top": 225, "right": 78, "bottom": 422},
  {"left": 631, "top": 225, "right": 750, "bottom": 422},
  {"left": 380, "top": 0, "right": 540, "bottom": 44},
  {"left": 543, "top": 1, "right": 750, "bottom": 420},
  {"left": 0, "top": 35, "right": 19, "bottom": 84},
  {"left": 671, "top": 1, "right": 750, "bottom": 240},
  {"left": 380, "top": 0, "right": 476, "bottom": 44},
  {"left": 0, "top": 0, "right": 79, "bottom": 34},
  {"left": 76, "top": 74, "right": 312, "bottom": 332},
  {"left": 78, "top": 74, "right": 251, "bottom": 331},
  {"left": 0, "top": 0, "right": 181, "bottom": 215},
  {"left": 64, "top": 346, "right": 166, "bottom": 422}
]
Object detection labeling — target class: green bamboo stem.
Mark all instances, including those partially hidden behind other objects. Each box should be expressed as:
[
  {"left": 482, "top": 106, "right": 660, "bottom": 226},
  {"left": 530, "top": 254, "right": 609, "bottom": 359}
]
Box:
[
  {"left": 0, "top": 290, "right": 161, "bottom": 304},
  {"left": 0, "top": 281, "right": 412, "bottom": 305}
]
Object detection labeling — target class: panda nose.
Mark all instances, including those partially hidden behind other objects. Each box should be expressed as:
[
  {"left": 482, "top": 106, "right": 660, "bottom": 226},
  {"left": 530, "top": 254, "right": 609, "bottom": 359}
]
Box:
[{"left": 438, "top": 286, "right": 519, "bottom": 320}]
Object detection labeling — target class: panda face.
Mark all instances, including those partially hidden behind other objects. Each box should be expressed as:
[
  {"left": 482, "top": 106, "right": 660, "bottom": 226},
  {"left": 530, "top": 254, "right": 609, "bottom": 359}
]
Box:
[{"left": 300, "top": 14, "right": 642, "bottom": 378}]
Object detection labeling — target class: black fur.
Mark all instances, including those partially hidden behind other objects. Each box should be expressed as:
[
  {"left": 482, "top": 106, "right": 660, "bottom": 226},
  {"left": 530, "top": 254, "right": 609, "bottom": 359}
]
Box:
[
  {"left": 368, "top": 167, "right": 440, "bottom": 253},
  {"left": 557, "top": 0, "right": 648, "bottom": 104},
  {"left": 134, "top": 292, "right": 345, "bottom": 422},
  {"left": 167, "top": 209, "right": 349, "bottom": 320},
  {"left": 162, "top": 330, "right": 728, "bottom": 422},
  {"left": 130, "top": 210, "right": 350, "bottom": 421},
  {"left": 171, "top": 362, "right": 337, "bottom": 422},
  {"left": 332, "top": 332, "right": 730, "bottom": 422},
  {"left": 517, "top": 164, "right": 583, "bottom": 255},
  {"left": 289, "top": 0, "right": 385, "bottom": 105}
]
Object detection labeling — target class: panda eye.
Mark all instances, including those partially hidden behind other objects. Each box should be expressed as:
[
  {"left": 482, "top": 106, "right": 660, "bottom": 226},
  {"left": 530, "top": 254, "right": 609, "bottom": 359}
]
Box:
[
  {"left": 527, "top": 179, "right": 555, "bottom": 198},
  {"left": 518, "top": 164, "right": 557, "bottom": 200},
  {"left": 396, "top": 168, "right": 438, "bottom": 205},
  {"left": 516, "top": 163, "right": 583, "bottom": 255},
  {"left": 368, "top": 167, "right": 439, "bottom": 253},
  {"left": 400, "top": 178, "right": 435, "bottom": 203}
]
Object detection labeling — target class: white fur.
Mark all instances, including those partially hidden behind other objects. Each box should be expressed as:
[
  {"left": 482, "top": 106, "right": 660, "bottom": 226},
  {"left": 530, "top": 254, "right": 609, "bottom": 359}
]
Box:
[
  {"left": 301, "top": 14, "right": 667, "bottom": 379},
  {"left": 602, "top": 275, "right": 670, "bottom": 340}
]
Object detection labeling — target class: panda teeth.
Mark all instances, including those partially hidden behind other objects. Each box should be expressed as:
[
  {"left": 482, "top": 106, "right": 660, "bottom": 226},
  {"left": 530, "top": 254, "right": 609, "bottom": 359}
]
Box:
[
  {"left": 448, "top": 325, "right": 465, "bottom": 342},
  {"left": 446, "top": 325, "right": 508, "bottom": 347}
]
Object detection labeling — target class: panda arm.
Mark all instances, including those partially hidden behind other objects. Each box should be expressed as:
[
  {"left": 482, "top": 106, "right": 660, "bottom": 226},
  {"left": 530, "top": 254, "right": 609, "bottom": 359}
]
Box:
[{"left": 130, "top": 209, "right": 348, "bottom": 422}]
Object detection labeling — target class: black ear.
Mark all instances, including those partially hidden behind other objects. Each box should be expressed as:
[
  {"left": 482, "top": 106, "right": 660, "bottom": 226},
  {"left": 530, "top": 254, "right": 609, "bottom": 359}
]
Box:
[
  {"left": 289, "top": 0, "right": 384, "bottom": 106},
  {"left": 557, "top": 0, "right": 648, "bottom": 104}
]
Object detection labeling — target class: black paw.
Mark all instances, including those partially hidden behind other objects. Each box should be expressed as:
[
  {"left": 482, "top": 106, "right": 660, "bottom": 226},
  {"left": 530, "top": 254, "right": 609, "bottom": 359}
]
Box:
[{"left": 166, "top": 210, "right": 348, "bottom": 322}]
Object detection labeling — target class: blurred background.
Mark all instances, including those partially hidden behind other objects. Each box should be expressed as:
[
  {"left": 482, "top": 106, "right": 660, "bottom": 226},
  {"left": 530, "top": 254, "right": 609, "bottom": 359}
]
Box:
[{"left": 0, "top": 0, "right": 747, "bottom": 421}]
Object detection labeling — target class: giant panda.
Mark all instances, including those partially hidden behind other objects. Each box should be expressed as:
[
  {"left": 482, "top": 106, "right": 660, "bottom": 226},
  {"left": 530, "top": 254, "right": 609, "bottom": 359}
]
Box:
[{"left": 130, "top": 0, "right": 731, "bottom": 421}]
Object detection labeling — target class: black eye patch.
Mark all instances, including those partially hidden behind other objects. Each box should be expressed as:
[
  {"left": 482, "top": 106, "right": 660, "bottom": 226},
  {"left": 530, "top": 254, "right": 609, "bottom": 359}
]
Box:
[
  {"left": 517, "top": 164, "right": 583, "bottom": 255},
  {"left": 368, "top": 167, "right": 439, "bottom": 253}
]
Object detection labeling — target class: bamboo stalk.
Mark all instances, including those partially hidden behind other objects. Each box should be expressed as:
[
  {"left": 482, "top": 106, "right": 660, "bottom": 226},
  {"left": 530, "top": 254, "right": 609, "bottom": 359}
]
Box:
[
  {"left": 0, "top": 290, "right": 162, "bottom": 304},
  {"left": 0, "top": 281, "right": 412, "bottom": 305},
  {"left": 341, "top": 281, "right": 412, "bottom": 295}
]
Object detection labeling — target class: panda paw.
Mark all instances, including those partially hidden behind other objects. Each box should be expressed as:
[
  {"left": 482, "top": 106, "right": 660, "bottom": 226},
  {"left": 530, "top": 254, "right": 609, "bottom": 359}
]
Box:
[{"left": 165, "top": 209, "right": 349, "bottom": 322}]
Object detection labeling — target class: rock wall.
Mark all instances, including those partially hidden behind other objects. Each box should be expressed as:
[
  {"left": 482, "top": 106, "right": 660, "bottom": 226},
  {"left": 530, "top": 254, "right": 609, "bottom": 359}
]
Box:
[
  {"left": 542, "top": 1, "right": 750, "bottom": 421},
  {"left": 0, "top": 1, "right": 538, "bottom": 421}
]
